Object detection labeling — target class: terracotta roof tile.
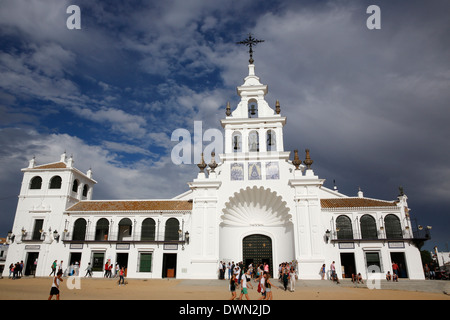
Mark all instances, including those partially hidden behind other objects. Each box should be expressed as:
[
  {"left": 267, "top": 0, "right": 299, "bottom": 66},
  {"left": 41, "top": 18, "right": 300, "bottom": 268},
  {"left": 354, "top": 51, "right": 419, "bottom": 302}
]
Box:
[
  {"left": 33, "top": 162, "right": 67, "bottom": 169},
  {"left": 67, "top": 200, "right": 192, "bottom": 212},
  {"left": 321, "top": 198, "right": 397, "bottom": 209}
]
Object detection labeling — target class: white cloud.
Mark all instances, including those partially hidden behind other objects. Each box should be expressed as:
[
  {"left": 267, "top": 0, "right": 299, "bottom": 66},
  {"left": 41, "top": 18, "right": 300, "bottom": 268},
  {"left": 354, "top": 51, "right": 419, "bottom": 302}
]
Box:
[{"left": 71, "top": 106, "right": 148, "bottom": 138}]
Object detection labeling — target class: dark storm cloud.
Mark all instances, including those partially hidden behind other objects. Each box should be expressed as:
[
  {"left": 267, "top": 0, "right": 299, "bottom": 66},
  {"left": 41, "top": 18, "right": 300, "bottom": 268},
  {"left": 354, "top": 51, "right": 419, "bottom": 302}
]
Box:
[{"left": 0, "top": 0, "right": 448, "bottom": 250}]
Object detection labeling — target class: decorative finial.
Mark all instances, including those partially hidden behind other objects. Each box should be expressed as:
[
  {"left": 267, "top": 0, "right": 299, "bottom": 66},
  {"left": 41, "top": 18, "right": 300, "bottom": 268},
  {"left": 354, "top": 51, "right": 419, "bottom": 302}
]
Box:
[
  {"left": 226, "top": 101, "right": 231, "bottom": 116},
  {"left": 304, "top": 149, "right": 313, "bottom": 169},
  {"left": 236, "top": 33, "right": 265, "bottom": 64},
  {"left": 197, "top": 153, "right": 207, "bottom": 173},
  {"left": 275, "top": 100, "right": 281, "bottom": 114},
  {"left": 398, "top": 186, "right": 404, "bottom": 196},
  {"left": 208, "top": 151, "right": 218, "bottom": 173},
  {"left": 292, "top": 149, "right": 301, "bottom": 170}
]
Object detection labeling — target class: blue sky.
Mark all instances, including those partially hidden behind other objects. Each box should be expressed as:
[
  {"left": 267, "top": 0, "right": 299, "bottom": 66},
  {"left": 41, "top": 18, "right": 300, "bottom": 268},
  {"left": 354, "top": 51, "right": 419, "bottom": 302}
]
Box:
[{"left": 0, "top": 0, "right": 449, "bottom": 252}]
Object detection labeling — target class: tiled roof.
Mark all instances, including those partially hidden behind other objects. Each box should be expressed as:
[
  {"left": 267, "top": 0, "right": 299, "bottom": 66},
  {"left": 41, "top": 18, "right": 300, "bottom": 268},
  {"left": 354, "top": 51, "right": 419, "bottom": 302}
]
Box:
[
  {"left": 321, "top": 198, "right": 397, "bottom": 209},
  {"left": 66, "top": 200, "right": 193, "bottom": 212},
  {"left": 32, "top": 162, "right": 67, "bottom": 169}
]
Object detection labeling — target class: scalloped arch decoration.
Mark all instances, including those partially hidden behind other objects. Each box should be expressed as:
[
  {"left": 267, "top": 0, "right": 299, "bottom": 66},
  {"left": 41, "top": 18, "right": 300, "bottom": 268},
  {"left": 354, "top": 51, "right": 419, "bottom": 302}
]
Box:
[{"left": 221, "top": 186, "right": 291, "bottom": 227}]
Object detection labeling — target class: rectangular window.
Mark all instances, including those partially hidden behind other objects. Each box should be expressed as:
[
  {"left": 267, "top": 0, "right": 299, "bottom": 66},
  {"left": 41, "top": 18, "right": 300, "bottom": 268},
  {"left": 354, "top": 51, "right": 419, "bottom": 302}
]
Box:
[
  {"left": 32, "top": 219, "right": 44, "bottom": 241},
  {"left": 138, "top": 252, "right": 153, "bottom": 272},
  {"left": 365, "top": 251, "right": 382, "bottom": 273},
  {"left": 92, "top": 252, "right": 105, "bottom": 272}
]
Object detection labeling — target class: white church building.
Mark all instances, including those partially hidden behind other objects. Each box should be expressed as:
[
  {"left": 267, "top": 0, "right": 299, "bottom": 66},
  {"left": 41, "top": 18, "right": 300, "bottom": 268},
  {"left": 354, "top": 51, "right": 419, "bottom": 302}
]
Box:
[{"left": 3, "top": 59, "right": 430, "bottom": 280}]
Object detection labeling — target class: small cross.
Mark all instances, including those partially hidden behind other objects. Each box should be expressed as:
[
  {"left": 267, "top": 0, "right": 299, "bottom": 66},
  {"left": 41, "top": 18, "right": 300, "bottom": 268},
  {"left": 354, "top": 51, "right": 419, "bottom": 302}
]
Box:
[{"left": 236, "top": 33, "right": 265, "bottom": 64}]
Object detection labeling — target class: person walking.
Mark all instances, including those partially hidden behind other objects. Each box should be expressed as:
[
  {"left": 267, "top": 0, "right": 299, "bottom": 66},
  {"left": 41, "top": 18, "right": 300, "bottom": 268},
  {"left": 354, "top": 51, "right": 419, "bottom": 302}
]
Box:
[
  {"left": 118, "top": 267, "right": 125, "bottom": 286},
  {"left": 49, "top": 260, "right": 57, "bottom": 276},
  {"left": 48, "top": 269, "right": 63, "bottom": 300},
  {"left": 257, "top": 272, "right": 266, "bottom": 300},
  {"left": 85, "top": 262, "right": 93, "bottom": 277},
  {"left": 264, "top": 273, "right": 275, "bottom": 300},
  {"left": 282, "top": 268, "right": 289, "bottom": 291},
  {"left": 229, "top": 274, "right": 236, "bottom": 300},
  {"left": 238, "top": 269, "right": 250, "bottom": 300},
  {"left": 104, "top": 260, "right": 109, "bottom": 278}
]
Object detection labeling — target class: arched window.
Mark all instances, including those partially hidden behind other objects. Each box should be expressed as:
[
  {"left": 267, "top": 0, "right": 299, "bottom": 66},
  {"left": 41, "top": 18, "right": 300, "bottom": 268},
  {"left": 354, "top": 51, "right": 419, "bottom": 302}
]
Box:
[
  {"left": 164, "top": 218, "right": 180, "bottom": 241},
  {"left": 248, "top": 100, "right": 258, "bottom": 118},
  {"left": 248, "top": 130, "right": 259, "bottom": 152},
  {"left": 385, "top": 214, "right": 403, "bottom": 239},
  {"left": 30, "top": 176, "right": 42, "bottom": 189},
  {"left": 72, "top": 179, "right": 79, "bottom": 193},
  {"left": 141, "top": 218, "right": 156, "bottom": 241},
  {"left": 82, "top": 185, "right": 89, "bottom": 197},
  {"left": 360, "top": 215, "right": 377, "bottom": 239},
  {"left": 336, "top": 215, "right": 353, "bottom": 240},
  {"left": 95, "top": 218, "right": 109, "bottom": 241},
  {"left": 266, "top": 130, "right": 277, "bottom": 151},
  {"left": 49, "top": 176, "right": 62, "bottom": 189},
  {"left": 232, "top": 131, "right": 242, "bottom": 152},
  {"left": 118, "top": 218, "right": 132, "bottom": 241},
  {"left": 72, "top": 218, "right": 87, "bottom": 241}
]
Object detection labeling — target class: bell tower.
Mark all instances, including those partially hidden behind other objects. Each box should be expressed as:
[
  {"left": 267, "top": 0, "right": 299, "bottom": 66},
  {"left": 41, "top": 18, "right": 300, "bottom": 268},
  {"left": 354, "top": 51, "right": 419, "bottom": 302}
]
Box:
[{"left": 220, "top": 40, "right": 289, "bottom": 162}]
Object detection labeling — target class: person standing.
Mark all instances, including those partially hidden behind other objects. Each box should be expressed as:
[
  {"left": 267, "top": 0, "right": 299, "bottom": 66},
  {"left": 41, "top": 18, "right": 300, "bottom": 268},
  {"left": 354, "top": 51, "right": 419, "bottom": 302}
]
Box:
[
  {"left": 331, "top": 261, "right": 340, "bottom": 284},
  {"left": 48, "top": 270, "right": 63, "bottom": 300},
  {"left": 320, "top": 264, "right": 326, "bottom": 280},
  {"left": 33, "top": 258, "right": 38, "bottom": 277},
  {"left": 19, "top": 261, "right": 24, "bottom": 277},
  {"left": 118, "top": 267, "right": 125, "bottom": 286},
  {"left": 9, "top": 263, "right": 14, "bottom": 278},
  {"left": 392, "top": 262, "right": 399, "bottom": 278},
  {"left": 289, "top": 267, "right": 296, "bottom": 292}
]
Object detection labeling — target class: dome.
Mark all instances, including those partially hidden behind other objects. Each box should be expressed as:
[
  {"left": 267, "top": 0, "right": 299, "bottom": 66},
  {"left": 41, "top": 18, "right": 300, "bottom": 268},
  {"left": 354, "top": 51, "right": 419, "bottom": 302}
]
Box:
[{"left": 221, "top": 186, "right": 291, "bottom": 227}]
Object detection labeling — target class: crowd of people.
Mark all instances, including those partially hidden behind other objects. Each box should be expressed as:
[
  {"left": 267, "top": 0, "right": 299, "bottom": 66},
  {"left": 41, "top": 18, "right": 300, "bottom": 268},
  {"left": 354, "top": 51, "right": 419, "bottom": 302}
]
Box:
[
  {"left": 220, "top": 260, "right": 300, "bottom": 300},
  {"left": 8, "top": 261, "right": 24, "bottom": 279}
]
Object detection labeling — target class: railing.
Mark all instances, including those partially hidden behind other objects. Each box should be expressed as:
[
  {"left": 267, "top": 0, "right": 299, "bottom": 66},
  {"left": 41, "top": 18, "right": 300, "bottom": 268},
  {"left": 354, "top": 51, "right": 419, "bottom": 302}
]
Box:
[
  {"left": 62, "top": 232, "right": 188, "bottom": 244},
  {"left": 20, "top": 232, "right": 45, "bottom": 242},
  {"left": 329, "top": 226, "right": 431, "bottom": 242}
]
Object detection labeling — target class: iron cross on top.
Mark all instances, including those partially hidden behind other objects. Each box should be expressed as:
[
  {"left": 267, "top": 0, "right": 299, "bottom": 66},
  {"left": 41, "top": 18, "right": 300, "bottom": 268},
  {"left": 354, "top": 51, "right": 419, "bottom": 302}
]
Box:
[{"left": 236, "top": 33, "right": 265, "bottom": 64}]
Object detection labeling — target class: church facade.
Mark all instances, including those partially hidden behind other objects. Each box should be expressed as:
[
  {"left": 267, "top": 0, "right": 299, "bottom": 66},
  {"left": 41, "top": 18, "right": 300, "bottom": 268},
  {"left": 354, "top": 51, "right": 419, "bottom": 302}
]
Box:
[{"left": 3, "top": 62, "right": 429, "bottom": 280}]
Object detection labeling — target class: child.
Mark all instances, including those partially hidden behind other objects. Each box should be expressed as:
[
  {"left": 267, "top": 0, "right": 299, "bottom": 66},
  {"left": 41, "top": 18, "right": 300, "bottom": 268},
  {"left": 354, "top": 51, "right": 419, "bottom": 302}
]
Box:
[{"left": 48, "top": 269, "right": 63, "bottom": 300}]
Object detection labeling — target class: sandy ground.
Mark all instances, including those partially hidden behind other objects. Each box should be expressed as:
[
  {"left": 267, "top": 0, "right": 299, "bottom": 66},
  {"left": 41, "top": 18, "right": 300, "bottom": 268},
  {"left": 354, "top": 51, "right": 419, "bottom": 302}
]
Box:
[{"left": 0, "top": 276, "right": 449, "bottom": 300}]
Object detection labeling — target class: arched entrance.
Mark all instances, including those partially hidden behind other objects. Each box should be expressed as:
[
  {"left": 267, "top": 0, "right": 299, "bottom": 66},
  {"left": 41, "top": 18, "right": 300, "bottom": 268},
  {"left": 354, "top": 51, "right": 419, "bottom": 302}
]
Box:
[{"left": 242, "top": 234, "right": 273, "bottom": 273}]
